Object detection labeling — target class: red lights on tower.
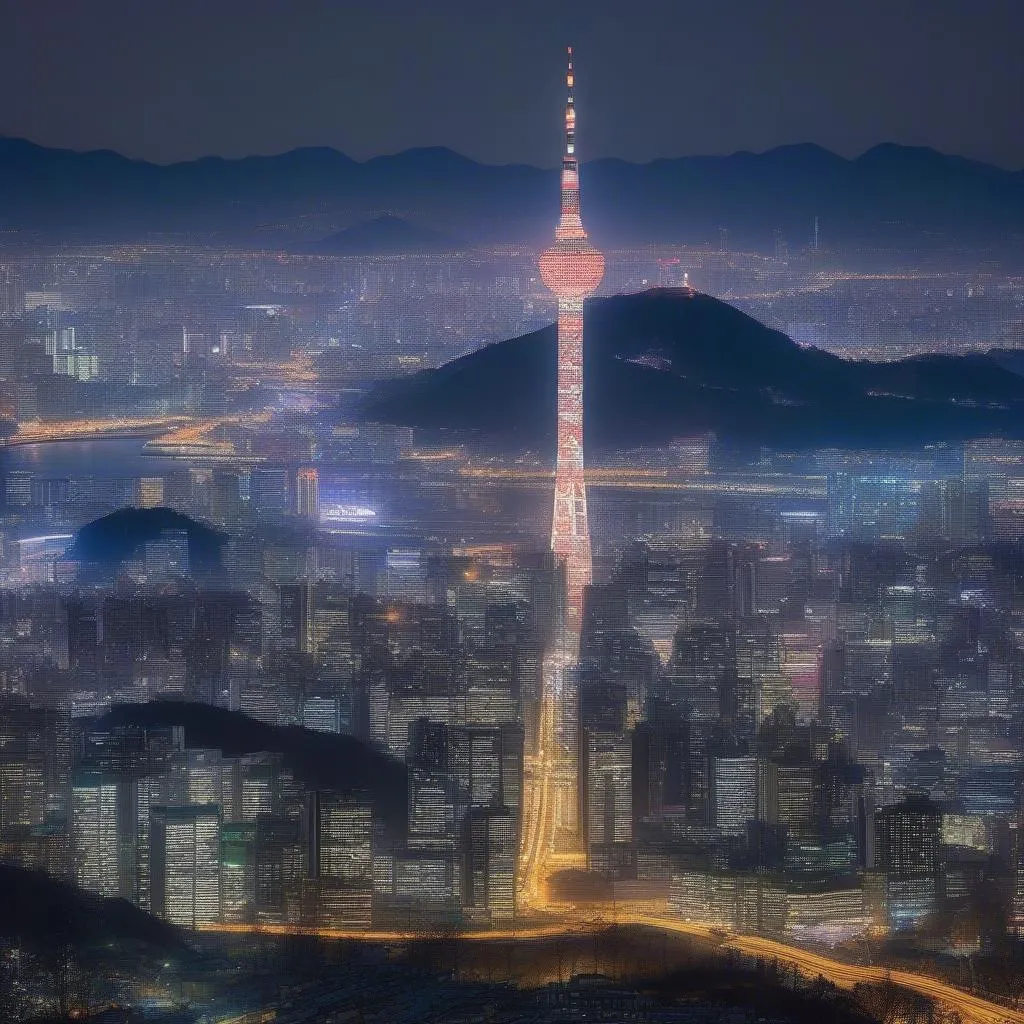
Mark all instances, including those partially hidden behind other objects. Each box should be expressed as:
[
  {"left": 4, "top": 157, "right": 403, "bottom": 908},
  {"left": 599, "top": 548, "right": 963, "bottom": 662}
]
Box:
[{"left": 538, "top": 242, "right": 605, "bottom": 299}]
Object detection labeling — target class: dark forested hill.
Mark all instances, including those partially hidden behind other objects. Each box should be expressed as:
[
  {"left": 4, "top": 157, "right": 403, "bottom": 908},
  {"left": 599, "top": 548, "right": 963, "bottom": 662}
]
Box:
[
  {"left": 95, "top": 701, "right": 408, "bottom": 837},
  {"left": 361, "top": 288, "right": 1024, "bottom": 451}
]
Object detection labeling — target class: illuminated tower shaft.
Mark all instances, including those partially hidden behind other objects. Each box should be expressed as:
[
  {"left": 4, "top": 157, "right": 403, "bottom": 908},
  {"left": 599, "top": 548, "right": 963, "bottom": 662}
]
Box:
[
  {"left": 539, "top": 47, "right": 605, "bottom": 659},
  {"left": 551, "top": 298, "right": 589, "bottom": 650}
]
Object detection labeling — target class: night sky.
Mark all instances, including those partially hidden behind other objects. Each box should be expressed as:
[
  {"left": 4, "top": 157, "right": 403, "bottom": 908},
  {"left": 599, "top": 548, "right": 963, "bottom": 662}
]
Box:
[{"left": 3, "top": 0, "right": 1022, "bottom": 169}]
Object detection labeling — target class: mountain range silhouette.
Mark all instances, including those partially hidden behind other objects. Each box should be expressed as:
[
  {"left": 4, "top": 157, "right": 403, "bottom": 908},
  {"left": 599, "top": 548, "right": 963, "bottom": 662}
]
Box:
[{"left": 1, "top": 137, "right": 1022, "bottom": 248}]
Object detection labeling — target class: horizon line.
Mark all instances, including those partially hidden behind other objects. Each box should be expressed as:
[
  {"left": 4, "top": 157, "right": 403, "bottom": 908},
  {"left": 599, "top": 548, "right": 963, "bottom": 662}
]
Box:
[{"left": 0, "top": 134, "right": 1020, "bottom": 175}]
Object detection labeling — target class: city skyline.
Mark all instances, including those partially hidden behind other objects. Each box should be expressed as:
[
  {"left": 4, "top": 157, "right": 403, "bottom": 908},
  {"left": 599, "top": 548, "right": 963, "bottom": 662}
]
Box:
[{"left": 2, "top": 10, "right": 1024, "bottom": 1024}]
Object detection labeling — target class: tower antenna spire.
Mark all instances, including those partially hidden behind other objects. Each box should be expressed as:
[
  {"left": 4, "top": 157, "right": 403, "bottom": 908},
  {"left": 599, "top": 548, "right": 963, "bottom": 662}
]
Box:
[{"left": 565, "top": 46, "right": 575, "bottom": 158}]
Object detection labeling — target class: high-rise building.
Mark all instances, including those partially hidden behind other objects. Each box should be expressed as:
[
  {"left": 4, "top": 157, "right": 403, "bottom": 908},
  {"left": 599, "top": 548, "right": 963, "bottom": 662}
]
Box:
[
  {"left": 250, "top": 468, "right": 290, "bottom": 517},
  {"left": 710, "top": 755, "right": 758, "bottom": 837},
  {"left": 70, "top": 772, "right": 120, "bottom": 898},
  {"left": 874, "top": 793, "right": 942, "bottom": 929},
  {"left": 296, "top": 467, "right": 319, "bottom": 521},
  {"left": 632, "top": 716, "right": 691, "bottom": 821},
  {"left": 220, "top": 822, "right": 256, "bottom": 925},
  {"left": 135, "top": 476, "right": 166, "bottom": 509},
  {"left": 460, "top": 724, "right": 523, "bottom": 815},
  {"left": 875, "top": 794, "right": 941, "bottom": 878},
  {"left": 0, "top": 755, "right": 47, "bottom": 836},
  {"left": 771, "top": 760, "right": 823, "bottom": 834},
  {"left": 302, "top": 694, "right": 343, "bottom": 734},
  {"left": 407, "top": 718, "right": 457, "bottom": 853},
  {"left": 279, "top": 583, "right": 309, "bottom": 653},
  {"left": 463, "top": 806, "right": 516, "bottom": 925},
  {"left": 181, "top": 748, "right": 226, "bottom": 808},
  {"left": 254, "top": 815, "right": 304, "bottom": 925},
  {"left": 826, "top": 472, "right": 853, "bottom": 539},
  {"left": 150, "top": 804, "right": 222, "bottom": 929},
  {"left": 307, "top": 791, "right": 373, "bottom": 884},
  {"left": 210, "top": 470, "right": 242, "bottom": 525},
  {"left": 538, "top": 47, "right": 604, "bottom": 659},
  {"left": 5, "top": 471, "right": 33, "bottom": 508},
  {"left": 581, "top": 728, "right": 633, "bottom": 874}
]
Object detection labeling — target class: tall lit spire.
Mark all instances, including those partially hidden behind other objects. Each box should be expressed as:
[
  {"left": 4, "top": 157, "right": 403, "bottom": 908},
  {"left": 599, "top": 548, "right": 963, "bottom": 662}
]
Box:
[
  {"left": 565, "top": 46, "right": 575, "bottom": 157},
  {"left": 554, "top": 47, "right": 586, "bottom": 244},
  {"left": 538, "top": 48, "right": 604, "bottom": 660},
  {"left": 520, "top": 46, "right": 603, "bottom": 894}
]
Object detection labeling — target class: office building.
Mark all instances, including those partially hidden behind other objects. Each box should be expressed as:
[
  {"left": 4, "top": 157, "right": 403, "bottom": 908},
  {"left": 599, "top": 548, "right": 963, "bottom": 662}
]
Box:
[
  {"left": 296, "top": 467, "right": 319, "bottom": 521},
  {"left": 151, "top": 804, "right": 222, "bottom": 929}
]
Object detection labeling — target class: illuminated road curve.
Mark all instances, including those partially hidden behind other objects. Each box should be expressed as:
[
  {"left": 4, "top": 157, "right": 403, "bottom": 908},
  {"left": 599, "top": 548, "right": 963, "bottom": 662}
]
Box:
[
  {"left": 0, "top": 414, "right": 192, "bottom": 447},
  {"left": 517, "top": 664, "right": 558, "bottom": 908},
  {"left": 200, "top": 920, "right": 583, "bottom": 943},
  {"left": 146, "top": 409, "right": 273, "bottom": 454},
  {"left": 635, "top": 915, "right": 1024, "bottom": 1024},
  {"left": 458, "top": 466, "right": 826, "bottom": 498},
  {"left": 198, "top": 914, "right": 1024, "bottom": 1024}
]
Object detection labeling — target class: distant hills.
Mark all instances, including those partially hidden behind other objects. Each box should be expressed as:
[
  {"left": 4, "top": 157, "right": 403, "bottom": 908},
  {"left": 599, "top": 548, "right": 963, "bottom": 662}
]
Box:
[
  {"left": 291, "top": 214, "right": 462, "bottom": 255},
  {"left": 0, "top": 863, "right": 185, "bottom": 956},
  {"left": 1, "top": 136, "right": 1022, "bottom": 249},
  {"left": 66, "top": 506, "right": 226, "bottom": 571},
  {"left": 362, "top": 288, "right": 1024, "bottom": 451},
  {"left": 96, "top": 701, "right": 409, "bottom": 837}
]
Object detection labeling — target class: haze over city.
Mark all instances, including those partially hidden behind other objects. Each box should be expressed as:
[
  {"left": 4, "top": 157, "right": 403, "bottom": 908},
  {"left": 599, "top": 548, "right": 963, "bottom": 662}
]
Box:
[{"left": 1, "top": 5, "right": 1024, "bottom": 1024}]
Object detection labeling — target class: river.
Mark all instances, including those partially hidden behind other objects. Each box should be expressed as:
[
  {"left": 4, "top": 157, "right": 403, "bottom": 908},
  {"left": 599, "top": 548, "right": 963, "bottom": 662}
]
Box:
[{"left": 0, "top": 438, "right": 179, "bottom": 479}]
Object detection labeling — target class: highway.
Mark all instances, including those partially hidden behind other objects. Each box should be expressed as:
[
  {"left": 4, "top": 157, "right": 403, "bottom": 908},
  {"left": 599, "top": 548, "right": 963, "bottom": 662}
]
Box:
[
  {"left": 145, "top": 409, "right": 274, "bottom": 455},
  {"left": 459, "top": 465, "right": 826, "bottom": 498},
  {"left": 517, "top": 653, "right": 560, "bottom": 910},
  {"left": 199, "top": 912, "right": 1024, "bottom": 1024},
  {"left": 200, "top": 920, "right": 583, "bottom": 943},
  {"left": 0, "top": 414, "right": 192, "bottom": 446},
  {"left": 633, "top": 914, "right": 1024, "bottom": 1024}
]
